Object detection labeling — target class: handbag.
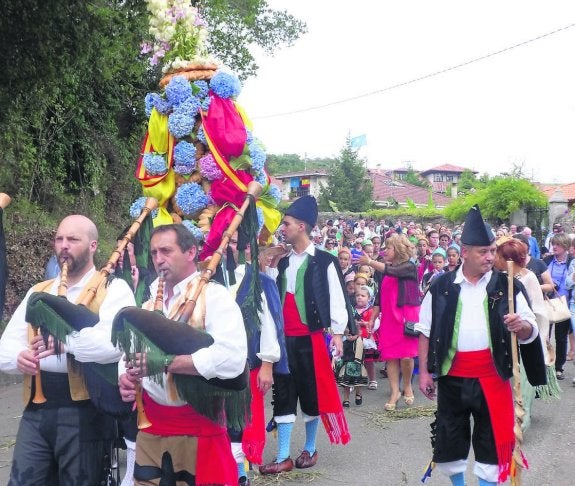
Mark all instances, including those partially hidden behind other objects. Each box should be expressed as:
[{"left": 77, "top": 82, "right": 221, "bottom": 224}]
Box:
[
  {"left": 403, "top": 319, "right": 419, "bottom": 337},
  {"left": 543, "top": 292, "right": 571, "bottom": 323}
]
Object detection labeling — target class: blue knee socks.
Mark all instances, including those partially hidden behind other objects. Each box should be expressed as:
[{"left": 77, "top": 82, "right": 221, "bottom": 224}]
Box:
[
  {"left": 304, "top": 418, "right": 319, "bottom": 455},
  {"left": 449, "top": 472, "right": 465, "bottom": 486},
  {"left": 237, "top": 461, "right": 246, "bottom": 478},
  {"left": 477, "top": 478, "right": 496, "bottom": 486},
  {"left": 276, "top": 422, "right": 294, "bottom": 462}
]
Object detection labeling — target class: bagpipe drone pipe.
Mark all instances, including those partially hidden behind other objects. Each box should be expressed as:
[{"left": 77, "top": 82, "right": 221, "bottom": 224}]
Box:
[
  {"left": 25, "top": 291, "right": 133, "bottom": 418},
  {"left": 111, "top": 306, "right": 250, "bottom": 429}
]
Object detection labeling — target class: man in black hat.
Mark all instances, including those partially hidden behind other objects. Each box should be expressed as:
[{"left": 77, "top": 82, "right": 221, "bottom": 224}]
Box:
[
  {"left": 260, "top": 196, "right": 351, "bottom": 475},
  {"left": 416, "top": 205, "right": 545, "bottom": 486}
]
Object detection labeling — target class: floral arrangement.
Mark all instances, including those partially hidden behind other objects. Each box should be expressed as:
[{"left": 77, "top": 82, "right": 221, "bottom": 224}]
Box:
[
  {"left": 132, "top": 0, "right": 283, "bottom": 253},
  {"left": 140, "top": 0, "right": 213, "bottom": 73}
]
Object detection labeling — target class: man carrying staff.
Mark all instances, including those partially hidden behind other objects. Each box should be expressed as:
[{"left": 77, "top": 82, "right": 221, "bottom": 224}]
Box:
[
  {"left": 0, "top": 215, "right": 136, "bottom": 485},
  {"left": 417, "top": 205, "right": 545, "bottom": 486},
  {"left": 118, "top": 224, "right": 247, "bottom": 486},
  {"left": 260, "top": 196, "right": 351, "bottom": 475}
]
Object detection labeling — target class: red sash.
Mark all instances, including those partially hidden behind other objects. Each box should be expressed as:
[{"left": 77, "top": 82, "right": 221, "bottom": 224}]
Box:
[
  {"left": 241, "top": 368, "right": 266, "bottom": 464},
  {"left": 448, "top": 349, "right": 523, "bottom": 483},
  {"left": 142, "top": 391, "right": 237, "bottom": 485},
  {"left": 283, "top": 293, "right": 351, "bottom": 445}
]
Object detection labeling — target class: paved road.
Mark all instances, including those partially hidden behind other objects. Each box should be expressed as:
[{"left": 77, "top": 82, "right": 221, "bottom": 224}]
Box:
[{"left": 1, "top": 364, "right": 574, "bottom": 485}]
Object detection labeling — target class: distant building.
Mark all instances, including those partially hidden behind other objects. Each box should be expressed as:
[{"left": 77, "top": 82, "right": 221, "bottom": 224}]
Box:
[
  {"left": 419, "top": 164, "right": 478, "bottom": 196},
  {"left": 273, "top": 169, "right": 328, "bottom": 200},
  {"left": 369, "top": 169, "right": 452, "bottom": 208}
]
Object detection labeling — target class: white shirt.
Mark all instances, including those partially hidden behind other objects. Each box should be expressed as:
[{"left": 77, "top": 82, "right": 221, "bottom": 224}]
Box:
[
  {"left": 232, "top": 264, "right": 281, "bottom": 364},
  {"left": 0, "top": 267, "right": 136, "bottom": 374},
  {"left": 121, "top": 272, "right": 247, "bottom": 406},
  {"left": 416, "top": 265, "right": 538, "bottom": 348},
  {"left": 284, "top": 243, "right": 348, "bottom": 335}
]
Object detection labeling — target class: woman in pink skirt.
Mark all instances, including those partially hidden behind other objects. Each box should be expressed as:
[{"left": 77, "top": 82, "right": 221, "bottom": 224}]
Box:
[{"left": 361, "top": 234, "right": 421, "bottom": 410}]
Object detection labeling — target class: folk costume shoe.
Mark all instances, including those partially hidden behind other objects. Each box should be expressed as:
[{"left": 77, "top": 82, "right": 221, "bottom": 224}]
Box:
[
  {"left": 259, "top": 458, "right": 294, "bottom": 475},
  {"left": 295, "top": 450, "right": 318, "bottom": 469}
]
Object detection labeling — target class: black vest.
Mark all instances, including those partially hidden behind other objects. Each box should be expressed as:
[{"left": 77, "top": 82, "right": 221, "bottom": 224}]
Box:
[
  {"left": 428, "top": 269, "right": 546, "bottom": 386},
  {"left": 277, "top": 248, "right": 355, "bottom": 334}
]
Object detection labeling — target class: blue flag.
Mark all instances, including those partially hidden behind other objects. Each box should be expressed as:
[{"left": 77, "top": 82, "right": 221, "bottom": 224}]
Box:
[{"left": 350, "top": 134, "right": 367, "bottom": 148}]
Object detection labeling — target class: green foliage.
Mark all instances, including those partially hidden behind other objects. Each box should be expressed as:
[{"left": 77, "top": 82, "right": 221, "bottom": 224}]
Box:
[
  {"left": 265, "top": 153, "right": 335, "bottom": 175},
  {"left": 444, "top": 176, "right": 548, "bottom": 223},
  {"left": 427, "top": 188, "right": 435, "bottom": 208},
  {"left": 198, "top": 0, "right": 307, "bottom": 80},
  {"left": 0, "top": 0, "right": 150, "bottom": 225},
  {"left": 366, "top": 207, "right": 445, "bottom": 220},
  {"left": 403, "top": 163, "right": 430, "bottom": 188},
  {"left": 318, "top": 138, "right": 373, "bottom": 213}
]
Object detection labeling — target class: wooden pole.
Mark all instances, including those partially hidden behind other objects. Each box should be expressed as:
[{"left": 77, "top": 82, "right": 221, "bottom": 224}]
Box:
[{"left": 507, "top": 260, "right": 526, "bottom": 485}]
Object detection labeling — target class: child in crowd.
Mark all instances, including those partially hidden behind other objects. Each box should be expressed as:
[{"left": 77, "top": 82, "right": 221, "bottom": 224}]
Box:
[
  {"left": 350, "top": 238, "right": 364, "bottom": 265},
  {"left": 335, "top": 286, "right": 371, "bottom": 407},
  {"left": 354, "top": 285, "right": 379, "bottom": 391},
  {"left": 338, "top": 248, "right": 354, "bottom": 278},
  {"left": 344, "top": 272, "right": 356, "bottom": 306},
  {"left": 421, "top": 248, "right": 446, "bottom": 296},
  {"left": 445, "top": 245, "right": 461, "bottom": 272},
  {"left": 354, "top": 272, "right": 370, "bottom": 294}
]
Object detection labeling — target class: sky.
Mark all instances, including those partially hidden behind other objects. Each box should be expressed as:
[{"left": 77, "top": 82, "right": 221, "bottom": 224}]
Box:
[{"left": 238, "top": 0, "right": 575, "bottom": 184}]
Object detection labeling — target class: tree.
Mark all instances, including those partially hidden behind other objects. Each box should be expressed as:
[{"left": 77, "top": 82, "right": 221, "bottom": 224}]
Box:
[
  {"left": 318, "top": 139, "right": 373, "bottom": 212},
  {"left": 197, "top": 0, "right": 307, "bottom": 80},
  {"left": 266, "top": 154, "right": 335, "bottom": 175},
  {"left": 444, "top": 176, "right": 547, "bottom": 224},
  {"left": 403, "top": 163, "right": 429, "bottom": 188},
  {"left": 0, "top": 0, "right": 306, "bottom": 223}
]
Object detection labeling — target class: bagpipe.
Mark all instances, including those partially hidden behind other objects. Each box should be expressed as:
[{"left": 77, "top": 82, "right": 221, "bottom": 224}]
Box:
[
  {"left": 112, "top": 181, "right": 263, "bottom": 430},
  {"left": 24, "top": 197, "right": 158, "bottom": 418}
]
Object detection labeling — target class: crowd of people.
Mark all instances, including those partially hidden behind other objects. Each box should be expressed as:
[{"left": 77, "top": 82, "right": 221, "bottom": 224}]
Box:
[{"left": 0, "top": 198, "right": 574, "bottom": 485}]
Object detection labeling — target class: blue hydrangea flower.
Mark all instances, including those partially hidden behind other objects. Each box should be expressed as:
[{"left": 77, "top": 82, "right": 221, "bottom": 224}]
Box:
[
  {"left": 269, "top": 184, "right": 282, "bottom": 204},
  {"left": 174, "top": 96, "right": 201, "bottom": 118},
  {"left": 199, "top": 153, "right": 223, "bottom": 180},
  {"left": 129, "top": 197, "right": 159, "bottom": 219},
  {"left": 174, "top": 141, "right": 197, "bottom": 168},
  {"left": 245, "top": 129, "right": 254, "bottom": 145},
  {"left": 165, "top": 76, "right": 193, "bottom": 106},
  {"left": 201, "top": 96, "right": 212, "bottom": 112},
  {"left": 145, "top": 93, "right": 171, "bottom": 117},
  {"left": 197, "top": 125, "right": 207, "bottom": 144},
  {"left": 193, "top": 80, "right": 209, "bottom": 98},
  {"left": 168, "top": 112, "right": 195, "bottom": 138},
  {"left": 249, "top": 141, "right": 266, "bottom": 172},
  {"left": 182, "top": 220, "right": 205, "bottom": 241},
  {"left": 143, "top": 153, "right": 168, "bottom": 176},
  {"left": 256, "top": 207, "right": 265, "bottom": 233},
  {"left": 254, "top": 170, "right": 267, "bottom": 186},
  {"left": 209, "top": 72, "right": 241, "bottom": 99},
  {"left": 175, "top": 182, "right": 209, "bottom": 216}
]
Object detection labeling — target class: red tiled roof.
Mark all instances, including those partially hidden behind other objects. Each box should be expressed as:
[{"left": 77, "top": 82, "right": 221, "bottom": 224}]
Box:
[
  {"left": 420, "top": 164, "right": 477, "bottom": 175},
  {"left": 537, "top": 182, "right": 575, "bottom": 201},
  {"left": 369, "top": 171, "right": 452, "bottom": 207}
]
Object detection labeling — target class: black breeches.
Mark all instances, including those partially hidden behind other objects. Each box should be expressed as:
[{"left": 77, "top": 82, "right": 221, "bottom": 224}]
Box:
[
  {"left": 272, "top": 335, "right": 319, "bottom": 417},
  {"left": 432, "top": 376, "right": 498, "bottom": 465}
]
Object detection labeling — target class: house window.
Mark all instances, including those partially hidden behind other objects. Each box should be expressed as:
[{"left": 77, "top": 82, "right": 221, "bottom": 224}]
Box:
[
  {"left": 434, "top": 174, "right": 443, "bottom": 182},
  {"left": 445, "top": 175, "right": 454, "bottom": 182}
]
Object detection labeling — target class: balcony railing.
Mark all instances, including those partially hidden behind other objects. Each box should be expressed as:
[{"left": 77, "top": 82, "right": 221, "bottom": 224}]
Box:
[{"left": 289, "top": 188, "right": 310, "bottom": 199}]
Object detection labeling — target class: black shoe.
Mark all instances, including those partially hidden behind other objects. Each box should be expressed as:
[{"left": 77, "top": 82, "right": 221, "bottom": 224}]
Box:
[
  {"left": 556, "top": 371, "right": 565, "bottom": 380},
  {"left": 355, "top": 394, "right": 363, "bottom": 406},
  {"left": 342, "top": 400, "right": 350, "bottom": 408},
  {"left": 239, "top": 476, "right": 250, "bottom": 486}
]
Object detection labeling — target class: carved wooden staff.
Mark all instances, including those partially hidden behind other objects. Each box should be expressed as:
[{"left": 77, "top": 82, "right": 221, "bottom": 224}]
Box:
[{"left": 507, "top": 260, "right": 526, "bottom": 485}]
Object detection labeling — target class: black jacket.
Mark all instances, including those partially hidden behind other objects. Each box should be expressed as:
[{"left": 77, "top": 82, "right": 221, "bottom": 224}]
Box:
[{"left": 427, "top": 269, "right": 546, "bottom": 386}]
